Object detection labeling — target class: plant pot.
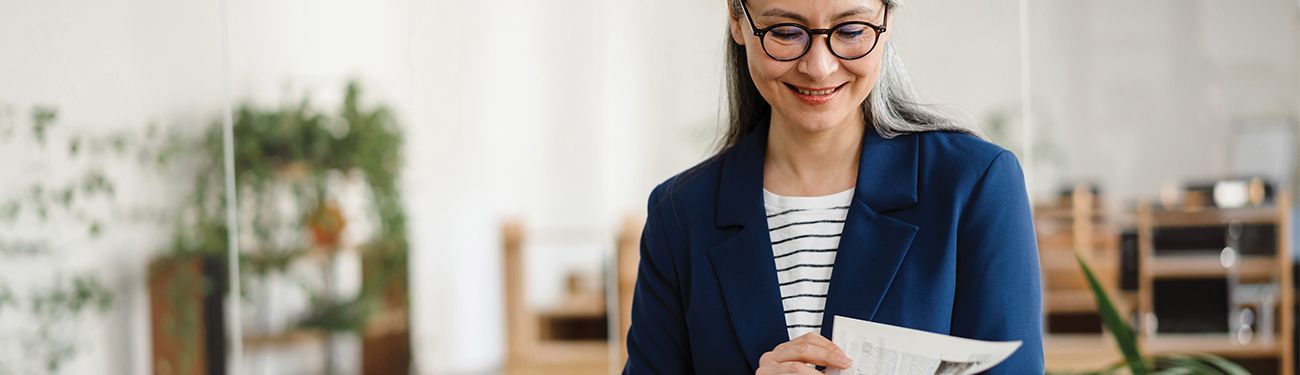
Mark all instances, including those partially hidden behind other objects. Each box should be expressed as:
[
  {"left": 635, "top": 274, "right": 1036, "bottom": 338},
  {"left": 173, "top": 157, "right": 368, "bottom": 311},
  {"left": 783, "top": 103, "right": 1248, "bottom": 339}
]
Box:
[{"left": 147, "top": 254, "right": 227, "bottom": 375}]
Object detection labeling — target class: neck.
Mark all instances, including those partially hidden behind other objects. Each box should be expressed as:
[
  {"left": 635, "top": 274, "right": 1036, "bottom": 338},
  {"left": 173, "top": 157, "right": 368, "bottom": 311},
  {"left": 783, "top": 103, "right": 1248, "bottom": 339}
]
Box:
[{"left": 763, "top": 111, "right": 866, "bottom": 197}]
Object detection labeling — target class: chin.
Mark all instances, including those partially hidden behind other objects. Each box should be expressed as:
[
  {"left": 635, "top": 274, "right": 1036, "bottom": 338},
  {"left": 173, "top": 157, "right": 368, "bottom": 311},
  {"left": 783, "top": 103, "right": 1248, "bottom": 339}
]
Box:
[
  {"left": 778, "top": 104, "right": 860, "bottom": 134},
  {"left": 788, "top": 117, "right": 841, "bottom": 133}
]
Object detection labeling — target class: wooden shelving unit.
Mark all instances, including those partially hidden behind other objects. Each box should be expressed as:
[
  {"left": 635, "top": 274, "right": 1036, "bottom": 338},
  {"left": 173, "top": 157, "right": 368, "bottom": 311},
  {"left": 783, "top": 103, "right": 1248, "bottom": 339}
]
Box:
[
  {"left": 1040, "top": 185, "right": 1295, "bottom": 374},
  {"left": 1147, "top": 255, "right": 1278, "bottom": 279},
  {"left": 501, "top": 219, "right": 610, "bottom": 374},
  {"left": 1034, "top": 185, "right": 1129, "bottom": 333},
  {"left": 616, "top": 215, "right": 644, "bottom": 367},
  {"left": 1136, "top": 194, "right": 1294, "bottom": 374}
]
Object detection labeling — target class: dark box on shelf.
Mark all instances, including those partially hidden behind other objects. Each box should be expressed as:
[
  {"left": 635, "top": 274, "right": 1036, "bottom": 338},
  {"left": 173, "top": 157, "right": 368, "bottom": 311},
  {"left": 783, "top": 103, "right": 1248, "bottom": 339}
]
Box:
[
  {"left": 1119, "top": 229, "right": 1140, "bottom": 291},
  {"left": 1153, "top": 278, "right": 1229, "bottom": 333},
  {"left": 1152, "top": 224, "right": 1276, "bottom": 257}
]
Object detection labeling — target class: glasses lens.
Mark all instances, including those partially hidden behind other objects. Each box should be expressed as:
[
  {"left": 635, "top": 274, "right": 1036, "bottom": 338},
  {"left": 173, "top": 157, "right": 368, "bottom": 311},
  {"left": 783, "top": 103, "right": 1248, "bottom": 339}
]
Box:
[
  {"left": 762, "top": 25, "right": 809, "bottom": 60},
  {"left": 829, "top": 23, "right": 878, "bottom": 59}
]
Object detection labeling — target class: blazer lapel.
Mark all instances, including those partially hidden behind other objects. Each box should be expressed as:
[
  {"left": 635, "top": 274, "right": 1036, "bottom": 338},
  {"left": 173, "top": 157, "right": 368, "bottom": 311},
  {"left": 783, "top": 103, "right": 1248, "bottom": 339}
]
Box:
[
  {"left": 820, "top": 130, "right": 922, "bottom": 335},
  {"left": 708, "top": 125, "right": 924, "bottom": 368},
  {"left": 706, "top": 214, "right": 789, "bottom": 371},
  {"left": 709, "top": 125, "right": 788, "bottom": 370},
  {"left": 818, "top": 201, "right": 919, "bottom": 335}
]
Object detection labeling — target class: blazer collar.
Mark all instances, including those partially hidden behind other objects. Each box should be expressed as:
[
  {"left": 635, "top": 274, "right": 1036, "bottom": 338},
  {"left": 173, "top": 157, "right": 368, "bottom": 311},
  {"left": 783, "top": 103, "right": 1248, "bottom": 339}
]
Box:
[
  {"left": 715, "top": 124, "right": 920, "bottom": 227},
  {"left": 708, "top": 124, "right": 922, "bottom": 370}
]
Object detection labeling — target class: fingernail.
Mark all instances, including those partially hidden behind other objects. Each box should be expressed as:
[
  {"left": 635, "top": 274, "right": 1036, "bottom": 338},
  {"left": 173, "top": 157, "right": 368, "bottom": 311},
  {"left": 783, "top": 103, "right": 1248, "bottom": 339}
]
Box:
[{"left": 837, "top": 354, "right": 853, "bottom": 367}]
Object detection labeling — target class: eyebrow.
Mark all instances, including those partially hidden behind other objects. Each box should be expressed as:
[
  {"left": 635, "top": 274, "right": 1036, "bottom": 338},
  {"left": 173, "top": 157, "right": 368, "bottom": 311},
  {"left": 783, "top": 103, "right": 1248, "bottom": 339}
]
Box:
[{"left": 760, "top": 6, "right": 877, "bottom": 25}]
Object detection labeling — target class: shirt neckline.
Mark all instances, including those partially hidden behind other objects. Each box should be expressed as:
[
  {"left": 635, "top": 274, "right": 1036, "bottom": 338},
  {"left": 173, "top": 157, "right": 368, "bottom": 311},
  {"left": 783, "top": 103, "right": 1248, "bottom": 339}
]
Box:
[{"left": 762, "top": 187, "right": 855, "bottom": 210}]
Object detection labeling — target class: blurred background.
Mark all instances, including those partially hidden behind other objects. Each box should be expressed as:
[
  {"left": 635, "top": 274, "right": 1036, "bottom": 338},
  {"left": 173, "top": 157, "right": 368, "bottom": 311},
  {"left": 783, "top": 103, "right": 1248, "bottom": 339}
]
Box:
[{"left": 0, "top": 0, "right": 1297, "bottom": 374}]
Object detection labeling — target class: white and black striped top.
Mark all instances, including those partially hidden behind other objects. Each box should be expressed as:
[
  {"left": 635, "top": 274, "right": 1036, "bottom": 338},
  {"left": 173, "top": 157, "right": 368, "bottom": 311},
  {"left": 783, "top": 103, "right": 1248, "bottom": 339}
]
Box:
[{"left": 763, "top": 187, "right": 853, "bottom": 340}]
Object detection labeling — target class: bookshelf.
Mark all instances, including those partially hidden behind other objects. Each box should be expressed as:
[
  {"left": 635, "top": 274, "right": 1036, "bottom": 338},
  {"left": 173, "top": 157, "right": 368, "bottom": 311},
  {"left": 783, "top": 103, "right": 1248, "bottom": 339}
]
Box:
[
  {"left": 1135, "top": 193, "right": 1293, "bottom": 374},
  {"left": 501, "top": 219, "right": 610, "bottom": 374},
  {"left": 1034, "top": 185, "right": 1130, "bottom": 333},
  {"left": 1040, "top": 185, "right": 1294, "bottom": 374}
]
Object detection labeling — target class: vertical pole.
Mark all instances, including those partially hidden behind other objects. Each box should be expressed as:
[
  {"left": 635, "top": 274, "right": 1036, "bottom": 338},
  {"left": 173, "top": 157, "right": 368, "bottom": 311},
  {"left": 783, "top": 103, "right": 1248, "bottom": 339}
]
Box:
[
  {"left": 1293, "top": 0, "right": 1300, "bottom": 267},
  {"left": 1018, "top": 0, "right": 1034, "bottom": 199},
  {"left": 218, "top": 0, "right": 244, "bottom": 371}
]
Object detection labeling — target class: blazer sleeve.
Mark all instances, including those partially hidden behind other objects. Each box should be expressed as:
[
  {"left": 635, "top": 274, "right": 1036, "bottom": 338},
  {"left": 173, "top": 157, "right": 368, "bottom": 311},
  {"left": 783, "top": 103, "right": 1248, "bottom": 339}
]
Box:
[
  {"left": 950, "top": 151, "right": 1045, "bottom": 373},
  {"left": 623, "top": 185, "right": 694, "bottom": 374}
]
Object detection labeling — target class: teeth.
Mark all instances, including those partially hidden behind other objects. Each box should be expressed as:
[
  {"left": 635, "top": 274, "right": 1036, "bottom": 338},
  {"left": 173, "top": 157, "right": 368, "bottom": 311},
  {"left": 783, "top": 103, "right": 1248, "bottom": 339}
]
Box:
[{"left": 797, "top": 87, "right": 835, "bottom": 96}]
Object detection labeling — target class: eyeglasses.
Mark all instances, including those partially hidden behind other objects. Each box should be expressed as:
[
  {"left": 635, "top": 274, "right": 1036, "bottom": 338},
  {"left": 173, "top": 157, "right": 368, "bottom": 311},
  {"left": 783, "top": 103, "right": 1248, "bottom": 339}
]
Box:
[{"left": 739, "top": 1, "right": 888, "bottom": 62}]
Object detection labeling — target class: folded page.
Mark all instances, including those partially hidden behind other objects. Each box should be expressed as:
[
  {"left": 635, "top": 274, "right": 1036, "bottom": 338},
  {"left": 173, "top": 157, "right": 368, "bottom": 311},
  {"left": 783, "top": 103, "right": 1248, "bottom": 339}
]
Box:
[{"left": 826, "top": 315, "right": 1021, "bottom": 375}]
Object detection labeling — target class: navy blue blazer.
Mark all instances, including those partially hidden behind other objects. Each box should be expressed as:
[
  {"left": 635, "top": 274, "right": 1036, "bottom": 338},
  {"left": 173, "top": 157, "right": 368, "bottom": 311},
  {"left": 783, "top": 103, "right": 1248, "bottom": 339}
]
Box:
[{"left": 623, "top": 125, "right": 1044, "bottom": 374}]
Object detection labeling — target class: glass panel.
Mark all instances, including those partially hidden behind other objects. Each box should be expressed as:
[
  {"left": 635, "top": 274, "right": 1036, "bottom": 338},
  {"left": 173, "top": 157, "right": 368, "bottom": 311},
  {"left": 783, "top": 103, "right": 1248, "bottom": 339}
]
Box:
[
  {"left": 0, "top": 1, "right": 227, "bottom": 374},
  {"left": 1029, "top": 1, "right": 1300, "bottom": 373},
  {"left": 1028, "top": 0, "right": 1300, "bottom": 199}
]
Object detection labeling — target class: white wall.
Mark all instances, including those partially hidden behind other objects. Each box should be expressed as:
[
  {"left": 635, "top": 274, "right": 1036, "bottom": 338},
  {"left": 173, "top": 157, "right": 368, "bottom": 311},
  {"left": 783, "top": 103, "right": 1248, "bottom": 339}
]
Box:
[{"left": 403, "top": 0, "right": 723, "bottom": 372}]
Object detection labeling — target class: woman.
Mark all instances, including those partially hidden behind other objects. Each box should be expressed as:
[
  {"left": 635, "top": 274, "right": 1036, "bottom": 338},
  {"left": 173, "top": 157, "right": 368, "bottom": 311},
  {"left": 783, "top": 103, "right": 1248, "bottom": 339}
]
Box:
[{"left": 623, "top": 0, "right": 1043, "bottom": 373}]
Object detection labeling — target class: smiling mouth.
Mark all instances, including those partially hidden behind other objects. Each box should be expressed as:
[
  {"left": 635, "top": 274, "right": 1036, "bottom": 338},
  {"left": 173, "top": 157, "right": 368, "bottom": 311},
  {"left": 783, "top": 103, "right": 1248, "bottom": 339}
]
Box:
[
  {"left": 786, "top": 83, "right": 844, "bottom": 96},
  {"left": 785, "top": 83, "right": 846, "bottom": 105}
]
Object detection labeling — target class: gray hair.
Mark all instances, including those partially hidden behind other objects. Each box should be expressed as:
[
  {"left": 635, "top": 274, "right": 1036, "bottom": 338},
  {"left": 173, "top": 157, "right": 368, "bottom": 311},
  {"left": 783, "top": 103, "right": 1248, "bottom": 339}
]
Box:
[
  {"left": 718, "top": 0, "right": 974, "bottom": 152},
  {"left": 864, "top": 42, "right": 974, "bottom": 138}
]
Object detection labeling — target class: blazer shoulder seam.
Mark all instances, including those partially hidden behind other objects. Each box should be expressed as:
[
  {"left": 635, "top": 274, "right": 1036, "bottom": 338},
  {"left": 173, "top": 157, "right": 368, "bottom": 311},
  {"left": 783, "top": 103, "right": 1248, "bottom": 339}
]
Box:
[{"left": 956, "top": 149, "right": 1012, "bottom": 227}]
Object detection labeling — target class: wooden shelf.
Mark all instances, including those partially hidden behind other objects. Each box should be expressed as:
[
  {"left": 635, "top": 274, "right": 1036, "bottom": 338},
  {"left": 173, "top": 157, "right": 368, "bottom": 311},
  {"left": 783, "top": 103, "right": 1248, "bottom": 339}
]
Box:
[
  {"left": 1046, "top": 290, "right": 1137, "bottom": 314},
  {"left": 241, "top": 311, "right": 408, "bottom": 352},
  {"left": 364, "top": 309, "right": 408, "bottom": 338},
  {"left": 1148, "top": 255, "right": 1279, "bottom": 279},
  {"left": 1150, "top": 206, "right": 1281, "bottom": 227},
  {"left": 1044, "top": 334, "right": 1123, "bottom": 372},
  {"left": 1035, "top": 206, "right": 1108, "bottom": 221},
  {"left": 1045, "top": 333, "right": 1287, "bottom": 372},
  {"left": 1041, "top": 249, "right": 1117, "bottom": 266},
  {"left": 1046, "top": 290, "right": 1099, "bottom": 313},
  {"left": 505, "top": 341, "right": 609, "bottom": 374},
  {"left": 537, "top": 292, "right": 606, "bottom": 320},
  {"left": 243, "top": 329, "right": 328, "bottom": 351},
  {"left": 1144, "top": 333, "right": 1286, "bottom": 358}
]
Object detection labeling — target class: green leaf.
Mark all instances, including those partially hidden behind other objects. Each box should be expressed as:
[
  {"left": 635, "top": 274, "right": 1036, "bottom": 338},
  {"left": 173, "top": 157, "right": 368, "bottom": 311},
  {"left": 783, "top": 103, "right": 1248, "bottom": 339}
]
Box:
[
  {"left": 1150, "top": 353, "right": 1248, "bottom": 375},
  {"left": 58, "top": 188, "right": 74, "bottom": 208},
  {"left": 1188, "top": 353, "right": 1250, "bottom": 375},
  {"left": 111, "top": 134, "right": 127, "bottom": 155},
  {"left": 68, "top": 136, "right": 81, "bottom": 156},
  {"left": 31, "top": 106, "right": 57, "bottom": 145},
  {"left": 1076, "top": 252, "right": 1149, "bottom": 374},
  {"left": 0, "top": 200, "right": 19, "bottom": 221},
  {"left": 0, "top": 285, "right": 15, "bottom": 308},
  {"left": 1153, "top": 355, "right": 1223, "bottom": 374}
]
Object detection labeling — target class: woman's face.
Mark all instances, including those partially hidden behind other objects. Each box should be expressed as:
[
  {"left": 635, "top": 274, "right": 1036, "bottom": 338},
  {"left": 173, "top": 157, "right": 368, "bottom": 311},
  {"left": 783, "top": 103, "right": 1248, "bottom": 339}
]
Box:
[{"left": 731, "top": 0, "right": 890, "bottom": 134}]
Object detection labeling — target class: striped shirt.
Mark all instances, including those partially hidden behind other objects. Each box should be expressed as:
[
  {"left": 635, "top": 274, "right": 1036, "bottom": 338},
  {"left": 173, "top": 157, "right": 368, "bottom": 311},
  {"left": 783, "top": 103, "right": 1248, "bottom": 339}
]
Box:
[{"left": 763, "top": 187, "right": 853, "bottom": 339}]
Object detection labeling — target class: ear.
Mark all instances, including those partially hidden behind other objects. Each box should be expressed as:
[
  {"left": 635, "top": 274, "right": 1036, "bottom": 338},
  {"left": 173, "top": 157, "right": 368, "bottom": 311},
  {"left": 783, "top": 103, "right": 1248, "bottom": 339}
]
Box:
[{"left": 728, "top": 2, "right": 746, "bottom": 46}]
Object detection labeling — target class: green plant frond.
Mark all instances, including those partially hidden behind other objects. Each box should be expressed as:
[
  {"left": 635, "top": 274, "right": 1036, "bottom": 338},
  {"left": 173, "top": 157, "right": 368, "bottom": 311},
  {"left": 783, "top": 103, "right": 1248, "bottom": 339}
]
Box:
[
  {"left": 1152, "top": 356, "right": 1224, "bottom": 374},
  {"left": 1153, "top": 353, "right": 1249, "bottom": 375},
  {"left": 1076, "top": 253, "right": 1149, "bottom": 374},
  {"left": 1071, "top": 256, "right": 1250, "bottom": 375},
  {"left": 1194, "top": 354, "right": 1251, "bottom": 375}
]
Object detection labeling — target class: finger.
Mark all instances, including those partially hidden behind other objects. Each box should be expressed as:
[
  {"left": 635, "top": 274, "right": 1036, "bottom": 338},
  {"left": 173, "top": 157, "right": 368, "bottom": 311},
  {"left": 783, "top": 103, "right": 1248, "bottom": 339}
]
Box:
[
  {"left": 788, "top": 333, "right": 850, "bottom": 364},
  {"left": 756, "top": 362, "right": 823, "bottom": 375},
  {"left": 765, "top": 340, "right": 853, "bottom": 368},
  {"left": 790, "top": 332, "right": 841, "bottom": 353},
  {"left": 779, "top": 362, "right": 825, "bottom": 375}
]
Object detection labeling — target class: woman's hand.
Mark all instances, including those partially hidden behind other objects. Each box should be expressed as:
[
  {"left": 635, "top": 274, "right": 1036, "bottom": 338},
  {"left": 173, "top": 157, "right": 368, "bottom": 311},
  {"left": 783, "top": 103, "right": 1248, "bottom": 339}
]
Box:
[{"left": 755, "top": 332, "right": 853, "bottom": 375}]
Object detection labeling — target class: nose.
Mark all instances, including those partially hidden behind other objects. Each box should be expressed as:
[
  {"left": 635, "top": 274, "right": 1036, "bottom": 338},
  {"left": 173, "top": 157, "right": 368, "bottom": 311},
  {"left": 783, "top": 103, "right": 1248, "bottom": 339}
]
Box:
[{"left": 797, "top": 36, "right": 839, "bottom": 81}]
